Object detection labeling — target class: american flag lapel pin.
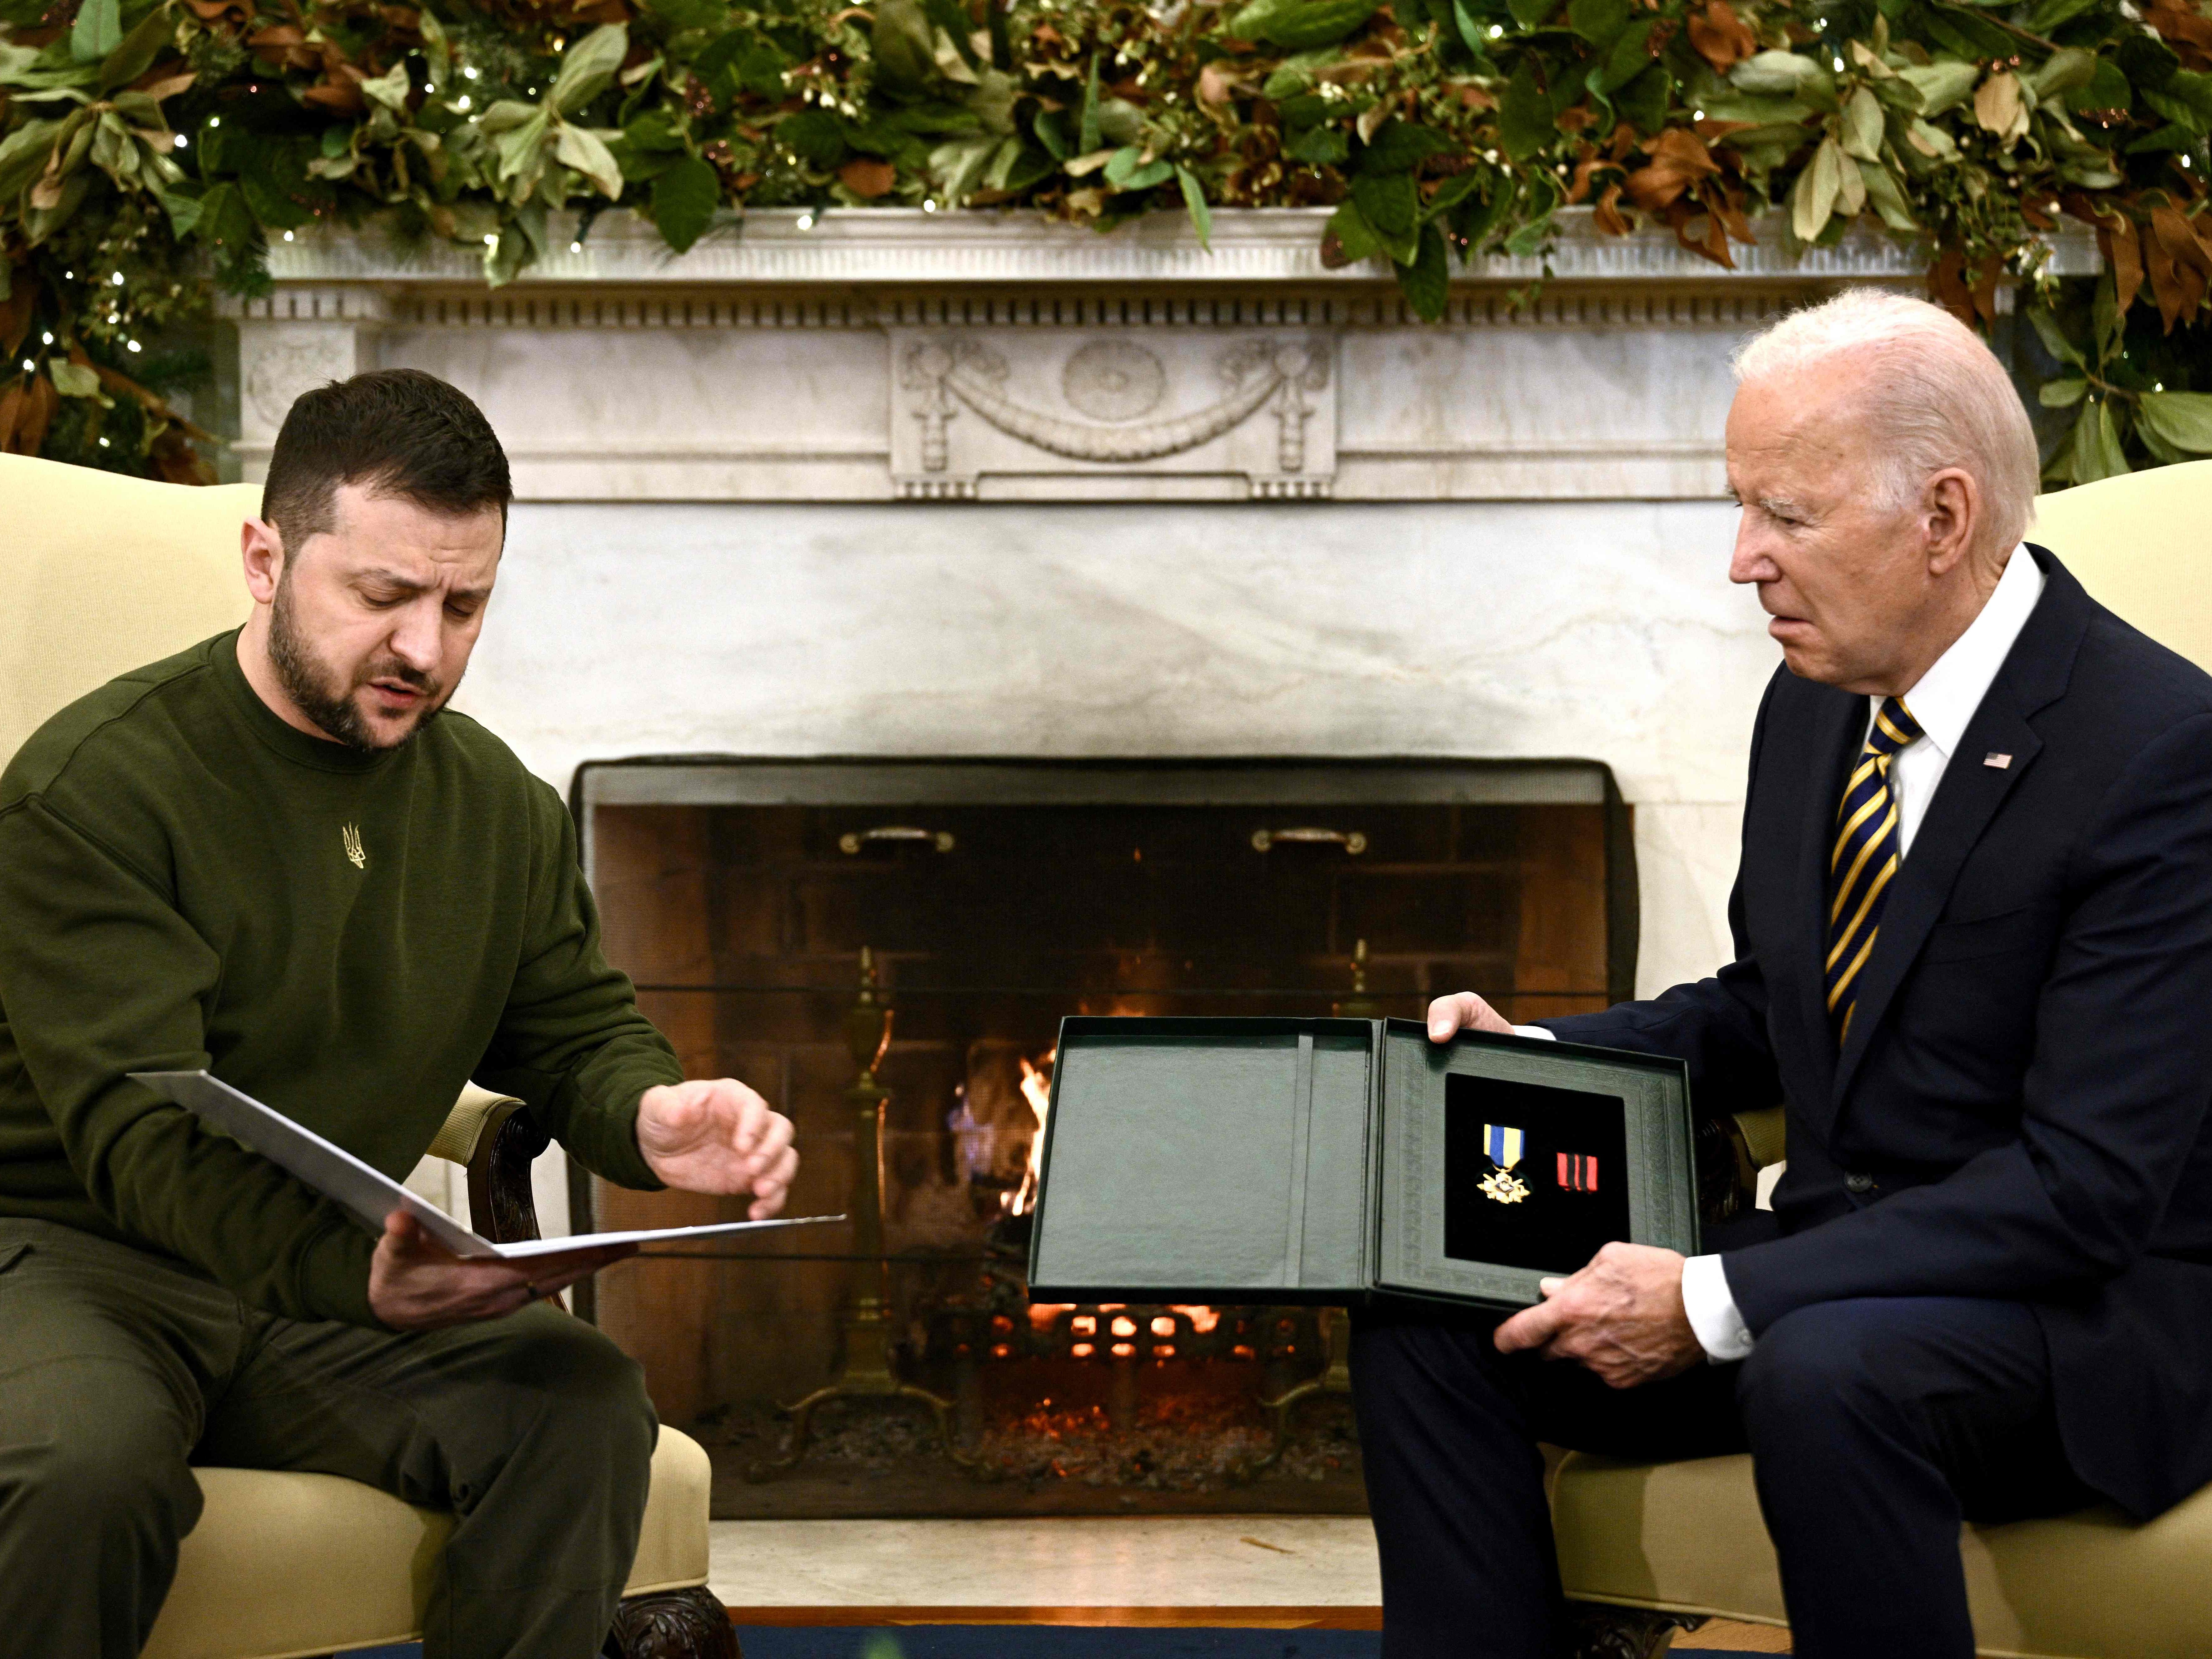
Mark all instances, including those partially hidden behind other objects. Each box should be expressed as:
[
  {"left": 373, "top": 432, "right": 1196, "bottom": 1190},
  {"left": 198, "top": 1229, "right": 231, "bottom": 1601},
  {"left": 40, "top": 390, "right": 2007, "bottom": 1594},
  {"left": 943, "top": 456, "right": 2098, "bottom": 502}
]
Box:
[{"left": 1983, "top": 752, "right": 2012, "bottom": 769}]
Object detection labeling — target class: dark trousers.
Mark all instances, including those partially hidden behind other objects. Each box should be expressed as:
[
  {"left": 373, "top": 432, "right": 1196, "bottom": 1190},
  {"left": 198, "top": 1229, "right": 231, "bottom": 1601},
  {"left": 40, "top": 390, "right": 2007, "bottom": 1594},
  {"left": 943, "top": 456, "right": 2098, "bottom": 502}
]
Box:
[
  {"left": 1351, "top": 1290, "right": 2095, "bottom": 1659},
  {"left": 0, "top": 1218, "right": 657, "bottom": 1659}
]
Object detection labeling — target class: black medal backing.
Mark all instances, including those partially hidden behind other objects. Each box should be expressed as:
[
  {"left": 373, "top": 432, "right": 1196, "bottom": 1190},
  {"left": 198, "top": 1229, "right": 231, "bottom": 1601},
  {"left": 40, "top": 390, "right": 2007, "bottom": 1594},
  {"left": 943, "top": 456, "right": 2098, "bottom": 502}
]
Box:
[{"left": 1444, "top": 1074, "right": 1631, "bottom": 1276}]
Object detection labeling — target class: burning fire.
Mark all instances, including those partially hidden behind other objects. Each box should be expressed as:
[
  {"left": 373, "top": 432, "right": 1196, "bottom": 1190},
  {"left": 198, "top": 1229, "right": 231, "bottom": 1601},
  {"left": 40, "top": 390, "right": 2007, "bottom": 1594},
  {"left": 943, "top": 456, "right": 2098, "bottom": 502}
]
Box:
[
  {"left": 1001, "top": 1043, "right": 1227, "bottom": 1358},
  {"left": 1021, "top": 1302, "right": 1224, "bottom": 1345},
  {"left": 1005, "top": 1049, "right": 1056, "bottom": 1215}
]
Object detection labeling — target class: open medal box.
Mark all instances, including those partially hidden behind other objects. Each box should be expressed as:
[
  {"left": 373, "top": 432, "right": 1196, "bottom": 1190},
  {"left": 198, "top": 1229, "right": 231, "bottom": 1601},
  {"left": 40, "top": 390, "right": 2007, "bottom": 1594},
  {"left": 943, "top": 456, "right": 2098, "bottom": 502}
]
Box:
[{"left": 1027, "top": 1017, "right": 1699, "bottom": 1311}]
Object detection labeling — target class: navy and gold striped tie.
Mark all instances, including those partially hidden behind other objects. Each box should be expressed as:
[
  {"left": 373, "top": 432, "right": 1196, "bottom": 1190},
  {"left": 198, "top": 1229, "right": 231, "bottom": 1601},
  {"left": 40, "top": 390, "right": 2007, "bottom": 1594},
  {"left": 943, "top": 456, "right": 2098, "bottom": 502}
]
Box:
[{"left": 1826, "top": 696, "right": 1922, "bottom": 1046}]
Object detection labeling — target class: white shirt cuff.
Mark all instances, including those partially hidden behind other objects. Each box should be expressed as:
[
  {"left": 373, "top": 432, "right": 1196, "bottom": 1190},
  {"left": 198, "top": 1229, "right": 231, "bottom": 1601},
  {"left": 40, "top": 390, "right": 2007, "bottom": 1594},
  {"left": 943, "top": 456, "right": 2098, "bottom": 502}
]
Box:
[
  {"left": 1510, "top": 1024, "right": 1557, "bottom": 1040},
  {"left": 1680, "top": 1253, "right": 1755, "bottom": 1362}
]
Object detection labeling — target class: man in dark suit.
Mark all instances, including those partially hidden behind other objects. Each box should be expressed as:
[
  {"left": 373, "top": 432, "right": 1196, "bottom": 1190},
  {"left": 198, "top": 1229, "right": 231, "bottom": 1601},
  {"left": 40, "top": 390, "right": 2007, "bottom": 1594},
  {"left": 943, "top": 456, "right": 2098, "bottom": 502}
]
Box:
[{"left": 1353, "top": 289, "right": 2212, "bottom": 1659}]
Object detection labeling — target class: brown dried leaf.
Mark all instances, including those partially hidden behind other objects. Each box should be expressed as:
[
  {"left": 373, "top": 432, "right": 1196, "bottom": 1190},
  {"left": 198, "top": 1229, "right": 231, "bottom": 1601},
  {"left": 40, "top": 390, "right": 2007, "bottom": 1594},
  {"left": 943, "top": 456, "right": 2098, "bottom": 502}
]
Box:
[
  {"left": 1594, "top": 181, "right": 1632, "bottom": 237},
  {"left": 303, "top": 63, "right": 368, "bottom": 113},
  {"left": 1622, "top": 126, "right": 1720, "bottom": 213},
  {"left": 1565, "top": 142, "right": 1602, "bottom": 204},
  {"left": 151, "top": 425, "right": 217, "bottom": 485},
  {"left": 2150, "top": 203, "right": 2212, "bottom": 327},
  {"left": 133, "top": 72, "right": 198, "bottom": 106},
  {"left": 1968, "top": 254, "right": 2001, "bottom": 324},
  {"left": 1694, "top": 201, "right": 1736, "bottom": 266},
  {"left": 2105, "top": 215, "right": 2145, "bottom": 316},
  {"left": 838, "top": 156, "right": 895, "bottom": 197},
  {"left": 2154, "top": 204, "right": 2212, "bottom": 275},
  {"left": 1927, "top": 246, "right": 1987, "bottom": 325},
  {"left": 2143, "top": 214, "right": 2185, "bottom": 330},
  {"left": 0, "top": 266, "right": 36, "bottom": 358},
  {"left": 247, "top": 26, "right": 315, "bottom": 64},
  {"left": 2143, "top": 0, "right": 2212, "bottom": 71},
  {"left": 1658, "top": 197, "right": 1733, "bottom": 268},
  {"left": 0, "top": 373, "right": 59, "bottom": 457},
  {"left": 1708, "top": 181, "right": 1754, "bottom": 243},
  {"left": 1686, "top": 0, "right": 1756, "bottom": 73}
]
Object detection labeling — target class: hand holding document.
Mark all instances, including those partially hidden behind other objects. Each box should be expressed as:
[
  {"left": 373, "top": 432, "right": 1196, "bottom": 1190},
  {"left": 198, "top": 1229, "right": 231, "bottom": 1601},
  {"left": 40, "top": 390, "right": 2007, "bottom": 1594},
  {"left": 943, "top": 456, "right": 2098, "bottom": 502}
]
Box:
[{"left": 132, "top": 1069, "right": 843, "bottom": 1260}]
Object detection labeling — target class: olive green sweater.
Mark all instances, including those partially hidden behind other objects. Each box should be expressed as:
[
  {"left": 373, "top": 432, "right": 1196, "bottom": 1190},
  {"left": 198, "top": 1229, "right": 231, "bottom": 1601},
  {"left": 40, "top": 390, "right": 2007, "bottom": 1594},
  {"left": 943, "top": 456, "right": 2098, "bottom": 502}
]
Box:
[{"left": 0, "top": 631, "right": 678, "bottom": 1326}]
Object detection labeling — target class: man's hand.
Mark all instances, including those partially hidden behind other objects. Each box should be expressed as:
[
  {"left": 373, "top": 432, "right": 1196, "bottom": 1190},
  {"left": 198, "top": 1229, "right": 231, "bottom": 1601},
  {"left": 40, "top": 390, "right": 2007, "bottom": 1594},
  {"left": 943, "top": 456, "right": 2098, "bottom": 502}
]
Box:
[
  {"left": 1427, "top": 991, "right": 1517, "bottom": 1041},
  {"left": 636, "top": 1078, "right": 798, "bottom": 1218},
  {"left": 1494, "top": 1242, "right": 1705, "bottom": 1388},
  {"left": 368, "top": 1210, "right": 637, "bottom": 1331}
]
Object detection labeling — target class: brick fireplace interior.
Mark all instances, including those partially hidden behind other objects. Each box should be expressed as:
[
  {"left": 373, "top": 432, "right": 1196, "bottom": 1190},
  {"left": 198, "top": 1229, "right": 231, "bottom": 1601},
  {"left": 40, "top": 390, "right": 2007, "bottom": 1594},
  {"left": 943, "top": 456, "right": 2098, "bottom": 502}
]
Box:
[{"left": 571, "top": 759, "right": 1633, "bottom": 1518}]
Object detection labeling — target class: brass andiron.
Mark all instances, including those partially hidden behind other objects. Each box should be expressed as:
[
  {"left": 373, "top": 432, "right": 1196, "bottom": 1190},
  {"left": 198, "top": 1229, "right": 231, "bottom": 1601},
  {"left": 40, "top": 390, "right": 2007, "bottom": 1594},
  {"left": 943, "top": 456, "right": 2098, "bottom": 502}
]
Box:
[
  {"left": 1252, "top": 1306, "right": 1355, "bottom": 1470},
  {"left": 1334, "top": 938, "right": 1384, "bottom": 1020},
  {"left": 747, "top": 947, "right": 972, "bottom": 1478}
]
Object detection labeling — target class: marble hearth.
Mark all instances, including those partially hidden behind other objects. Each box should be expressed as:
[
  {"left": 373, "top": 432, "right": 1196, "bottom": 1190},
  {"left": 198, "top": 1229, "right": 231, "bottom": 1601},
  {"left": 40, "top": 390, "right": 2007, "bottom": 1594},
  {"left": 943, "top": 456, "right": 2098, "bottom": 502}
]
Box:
[{"left": 309, "top": 206, "right": 2091, "bottom": 1237}]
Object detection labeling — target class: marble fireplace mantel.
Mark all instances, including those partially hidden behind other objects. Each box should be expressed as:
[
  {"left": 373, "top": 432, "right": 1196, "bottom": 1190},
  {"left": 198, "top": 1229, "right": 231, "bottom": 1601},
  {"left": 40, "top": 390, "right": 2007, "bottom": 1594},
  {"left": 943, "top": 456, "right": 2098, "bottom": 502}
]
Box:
[{"left": 226, "top": 206, "right": 2096, "bottom": 503}]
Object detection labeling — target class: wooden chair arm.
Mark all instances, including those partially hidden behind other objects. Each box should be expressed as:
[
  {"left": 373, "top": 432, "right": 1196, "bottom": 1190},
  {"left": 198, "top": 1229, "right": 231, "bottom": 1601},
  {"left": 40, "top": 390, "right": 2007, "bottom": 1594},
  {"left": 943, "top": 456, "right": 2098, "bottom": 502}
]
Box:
[{"left": 428, "top": 1086, "right": 549, "bottom": 1246}]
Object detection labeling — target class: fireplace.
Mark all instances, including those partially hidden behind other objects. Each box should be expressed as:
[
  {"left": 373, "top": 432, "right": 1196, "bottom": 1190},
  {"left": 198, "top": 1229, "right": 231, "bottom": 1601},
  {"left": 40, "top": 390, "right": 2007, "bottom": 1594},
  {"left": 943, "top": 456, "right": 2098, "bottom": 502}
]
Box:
[{"left": 568, "top": 758, "right": 1632, "bottom": 1517}]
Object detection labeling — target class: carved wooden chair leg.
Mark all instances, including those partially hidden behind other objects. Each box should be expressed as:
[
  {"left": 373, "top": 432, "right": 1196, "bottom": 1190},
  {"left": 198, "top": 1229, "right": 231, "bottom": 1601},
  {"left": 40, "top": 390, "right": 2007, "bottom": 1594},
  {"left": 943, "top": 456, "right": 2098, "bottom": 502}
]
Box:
[
  {"left": 604, "top": 1586, "right": 742, "bottom": 1659},
  {"left": 1566, "top": 1601, "right": 1708, "bottom": 1659}
]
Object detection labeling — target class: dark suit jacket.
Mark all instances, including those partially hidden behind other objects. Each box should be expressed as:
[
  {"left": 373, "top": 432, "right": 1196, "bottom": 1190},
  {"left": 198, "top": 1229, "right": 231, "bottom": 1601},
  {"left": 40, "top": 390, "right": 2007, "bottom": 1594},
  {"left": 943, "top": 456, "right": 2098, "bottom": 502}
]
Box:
[{"left": 1544, "top": 545, "right": 2212, "bottom": 1519}]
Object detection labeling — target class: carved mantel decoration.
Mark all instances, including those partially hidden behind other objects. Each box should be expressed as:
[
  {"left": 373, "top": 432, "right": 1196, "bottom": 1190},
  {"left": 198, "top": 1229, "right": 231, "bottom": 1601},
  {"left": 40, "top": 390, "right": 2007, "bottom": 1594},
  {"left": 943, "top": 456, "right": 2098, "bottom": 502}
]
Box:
[
  {"left": 892, "top": 331, "right": 1333, "bottom": 499},
  {"left": 225, "top": 206, "right": 2095, "bottom": 504}
]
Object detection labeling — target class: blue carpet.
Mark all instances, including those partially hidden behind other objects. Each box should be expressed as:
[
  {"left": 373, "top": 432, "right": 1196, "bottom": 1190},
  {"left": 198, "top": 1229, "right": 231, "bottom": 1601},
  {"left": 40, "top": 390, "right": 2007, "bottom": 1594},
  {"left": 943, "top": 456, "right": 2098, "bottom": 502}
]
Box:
[{"left": 344, "top": 1636, "right": 1754, "bottom": 1657}]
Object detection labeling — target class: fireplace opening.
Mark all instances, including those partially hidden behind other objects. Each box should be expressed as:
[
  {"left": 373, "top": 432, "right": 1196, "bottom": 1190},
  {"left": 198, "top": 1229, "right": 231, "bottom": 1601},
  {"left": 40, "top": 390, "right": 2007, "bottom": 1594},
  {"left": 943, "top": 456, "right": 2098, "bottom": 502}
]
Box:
[{"left": 570, "top": 759, "right": 1633, "bottom": 1517}]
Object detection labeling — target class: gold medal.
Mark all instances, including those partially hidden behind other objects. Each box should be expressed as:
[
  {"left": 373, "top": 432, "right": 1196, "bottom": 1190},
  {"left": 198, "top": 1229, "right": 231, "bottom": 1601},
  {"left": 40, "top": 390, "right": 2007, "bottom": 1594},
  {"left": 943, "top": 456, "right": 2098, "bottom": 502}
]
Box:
[
  {"left": 1481, "top": 1124, "right": 1528, "bottom": 1204},
  {"left": 1479, "top": 1168, "right": 1530, "bottom": 1205}
]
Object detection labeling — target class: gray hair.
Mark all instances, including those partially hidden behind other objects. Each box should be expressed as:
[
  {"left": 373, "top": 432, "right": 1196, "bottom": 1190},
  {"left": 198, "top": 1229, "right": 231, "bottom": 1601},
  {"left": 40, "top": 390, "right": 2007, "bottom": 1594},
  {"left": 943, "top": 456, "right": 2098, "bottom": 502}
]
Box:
[{"left": 1732, "top": 289, "right": 2040, "bottom": 552}]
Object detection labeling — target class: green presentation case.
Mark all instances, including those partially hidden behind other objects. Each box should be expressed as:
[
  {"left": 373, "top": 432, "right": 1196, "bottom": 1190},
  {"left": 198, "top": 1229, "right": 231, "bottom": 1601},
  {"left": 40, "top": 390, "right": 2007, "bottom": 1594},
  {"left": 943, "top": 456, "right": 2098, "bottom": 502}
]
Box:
[{"left": 1026, "top": 1016, "right": 1699, "bottom": 1311}]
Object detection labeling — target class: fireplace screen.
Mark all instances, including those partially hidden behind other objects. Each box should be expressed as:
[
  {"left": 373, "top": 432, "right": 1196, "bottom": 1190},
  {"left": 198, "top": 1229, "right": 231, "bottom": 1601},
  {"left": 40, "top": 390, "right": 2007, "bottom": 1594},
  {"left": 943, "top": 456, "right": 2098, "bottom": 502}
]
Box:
[{"left": 570, "top": 760, "right": 1632, "bottom": 1517}]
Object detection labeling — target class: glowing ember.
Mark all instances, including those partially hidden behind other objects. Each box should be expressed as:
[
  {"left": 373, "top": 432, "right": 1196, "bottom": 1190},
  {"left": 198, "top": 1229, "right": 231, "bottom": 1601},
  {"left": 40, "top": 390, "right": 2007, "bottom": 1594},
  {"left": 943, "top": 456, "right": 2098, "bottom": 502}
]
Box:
[
  {"left": 1028, "top": 1302, "right": 1076, "bottom": 1330},
  {"left": 1171, "top": 1305, "right": 1222, "bottom": 1334}
]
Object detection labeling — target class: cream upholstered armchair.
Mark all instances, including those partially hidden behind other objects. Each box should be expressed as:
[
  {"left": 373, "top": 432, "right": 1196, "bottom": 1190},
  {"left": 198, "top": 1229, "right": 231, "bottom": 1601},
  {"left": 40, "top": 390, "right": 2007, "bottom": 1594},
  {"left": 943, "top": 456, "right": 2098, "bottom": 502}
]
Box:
[
  {"left": 1, "top": 452, "right": 730, "bottom": 1659},
  {"left": 1554, "top": 460, "right": 2212, "bottom": 1659}
]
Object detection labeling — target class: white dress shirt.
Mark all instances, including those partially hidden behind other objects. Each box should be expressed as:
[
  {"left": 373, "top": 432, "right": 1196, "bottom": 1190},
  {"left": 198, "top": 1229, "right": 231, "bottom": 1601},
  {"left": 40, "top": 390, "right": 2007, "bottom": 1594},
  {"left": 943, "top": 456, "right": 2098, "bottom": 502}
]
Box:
[{"left": 1522, "top": 546, "right": 2048, "bottom": 1362}]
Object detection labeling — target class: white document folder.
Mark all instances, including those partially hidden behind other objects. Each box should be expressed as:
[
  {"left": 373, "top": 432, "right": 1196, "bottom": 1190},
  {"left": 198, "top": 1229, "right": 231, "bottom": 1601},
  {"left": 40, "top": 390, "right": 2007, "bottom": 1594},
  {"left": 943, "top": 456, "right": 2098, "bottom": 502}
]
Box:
[{"left": 131, "top": 1069, "right": 842, "bottom": 1261}]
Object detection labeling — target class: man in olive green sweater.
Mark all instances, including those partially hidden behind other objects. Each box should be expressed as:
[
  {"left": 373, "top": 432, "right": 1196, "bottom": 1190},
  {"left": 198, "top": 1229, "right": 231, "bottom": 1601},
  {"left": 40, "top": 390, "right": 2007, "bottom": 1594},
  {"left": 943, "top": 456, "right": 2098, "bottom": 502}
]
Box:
[{"left": 0, "top": 370, "right": 798, "bottom": 1657}]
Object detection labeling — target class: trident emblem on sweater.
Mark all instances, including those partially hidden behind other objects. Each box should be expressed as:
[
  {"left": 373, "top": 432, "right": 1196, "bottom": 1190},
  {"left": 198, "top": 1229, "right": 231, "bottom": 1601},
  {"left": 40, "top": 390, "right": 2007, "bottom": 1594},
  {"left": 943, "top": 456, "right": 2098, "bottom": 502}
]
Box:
[{"left": 341, "top": 823, "right": 365, "bottom": 870}]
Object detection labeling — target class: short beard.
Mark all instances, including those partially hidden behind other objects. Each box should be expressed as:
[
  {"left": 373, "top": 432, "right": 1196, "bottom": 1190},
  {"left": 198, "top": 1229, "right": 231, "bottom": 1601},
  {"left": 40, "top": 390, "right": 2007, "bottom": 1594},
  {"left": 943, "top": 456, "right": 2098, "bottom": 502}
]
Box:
[{"left": 267, "top": 569, "right": 445, "bottom": 753}]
